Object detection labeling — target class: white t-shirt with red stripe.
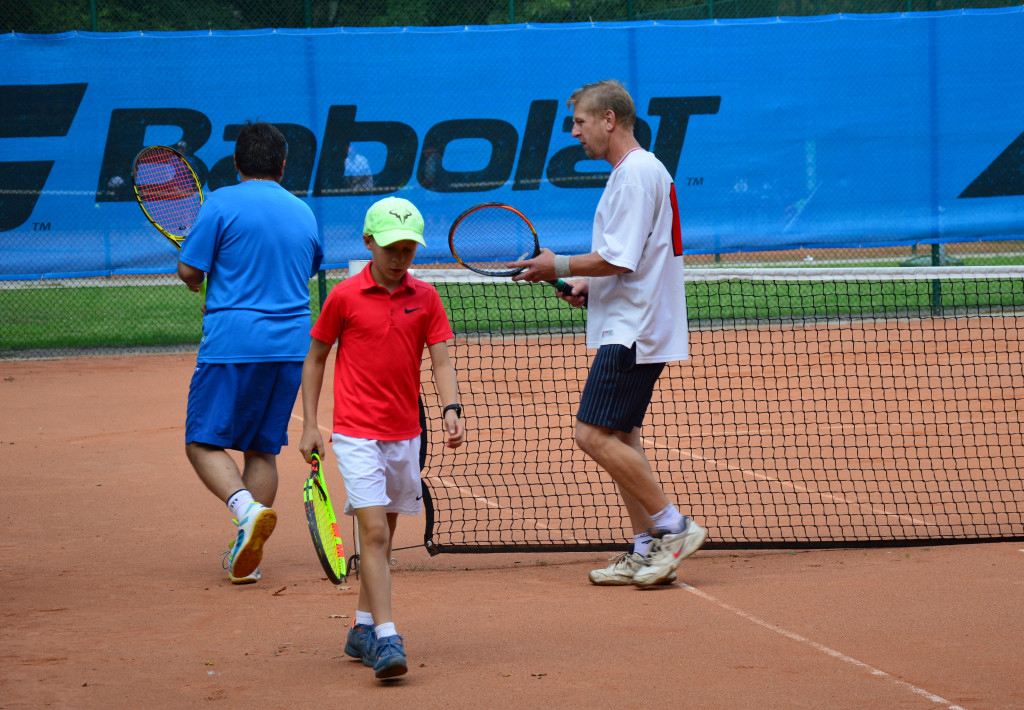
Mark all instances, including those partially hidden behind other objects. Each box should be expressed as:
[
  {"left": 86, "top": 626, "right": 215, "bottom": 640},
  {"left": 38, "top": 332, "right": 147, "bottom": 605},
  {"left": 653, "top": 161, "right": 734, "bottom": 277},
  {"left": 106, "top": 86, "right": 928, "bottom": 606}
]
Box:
[{"left": 586, "top": 148, "right": 688, "bottom": 364}]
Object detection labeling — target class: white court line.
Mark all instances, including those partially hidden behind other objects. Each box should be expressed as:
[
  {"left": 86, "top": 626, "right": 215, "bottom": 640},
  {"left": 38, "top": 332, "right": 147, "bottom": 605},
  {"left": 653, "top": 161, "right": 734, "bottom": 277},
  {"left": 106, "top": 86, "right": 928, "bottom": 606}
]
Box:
[
  {"left": 680, "top": 582, "right": 966, "bottom": 710},
  {"left": 434, "top": 475, "right": 500, "bottom": 509},
  {"left": 648, "top": 437, "right": 939, "bottom": 529}
]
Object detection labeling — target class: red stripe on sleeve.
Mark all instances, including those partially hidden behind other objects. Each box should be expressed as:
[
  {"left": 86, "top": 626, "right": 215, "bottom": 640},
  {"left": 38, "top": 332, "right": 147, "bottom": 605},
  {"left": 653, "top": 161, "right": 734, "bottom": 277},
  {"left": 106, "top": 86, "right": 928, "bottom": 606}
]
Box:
[{"left": 670, "top": 183, "right": 682, "bottom": 257}]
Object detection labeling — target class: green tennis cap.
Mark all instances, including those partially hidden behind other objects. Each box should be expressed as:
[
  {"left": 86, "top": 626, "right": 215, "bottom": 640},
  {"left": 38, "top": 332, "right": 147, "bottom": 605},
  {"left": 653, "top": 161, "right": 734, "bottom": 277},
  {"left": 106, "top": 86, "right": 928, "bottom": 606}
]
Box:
[{"left": 363, "top": 197, "right": 425, "bottom": 247}]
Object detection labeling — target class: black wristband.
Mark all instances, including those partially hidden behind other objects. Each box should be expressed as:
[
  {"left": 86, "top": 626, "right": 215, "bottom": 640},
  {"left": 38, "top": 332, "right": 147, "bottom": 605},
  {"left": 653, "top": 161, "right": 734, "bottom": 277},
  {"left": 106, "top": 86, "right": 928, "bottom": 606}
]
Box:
[{"left": 442, "top": 403, "right": 462, "bottom": 419}]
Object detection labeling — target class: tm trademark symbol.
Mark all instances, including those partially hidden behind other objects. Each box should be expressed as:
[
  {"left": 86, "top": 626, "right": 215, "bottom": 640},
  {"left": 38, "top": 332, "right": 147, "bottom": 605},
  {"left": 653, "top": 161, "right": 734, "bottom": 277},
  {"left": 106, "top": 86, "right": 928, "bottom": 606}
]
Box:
[
  {"left": 685, "top": 177, "right": 704, "bottom": 187},
  {"left": 32, "top": 222, "right": 51, "bottom": 231}
]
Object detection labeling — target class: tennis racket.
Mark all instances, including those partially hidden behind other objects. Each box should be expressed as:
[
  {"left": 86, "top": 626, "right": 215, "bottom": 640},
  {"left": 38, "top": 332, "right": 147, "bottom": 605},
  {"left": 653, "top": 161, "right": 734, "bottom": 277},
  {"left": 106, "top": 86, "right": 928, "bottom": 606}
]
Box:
[
  {"left": 303, "top": 450, "right": 347, "bottom": 584},
  {"left": 448, "top": 202, "right": 574, "bottom": 297},
  {"left": 130, "top": 145, "right": 206, "bottom": 297}
]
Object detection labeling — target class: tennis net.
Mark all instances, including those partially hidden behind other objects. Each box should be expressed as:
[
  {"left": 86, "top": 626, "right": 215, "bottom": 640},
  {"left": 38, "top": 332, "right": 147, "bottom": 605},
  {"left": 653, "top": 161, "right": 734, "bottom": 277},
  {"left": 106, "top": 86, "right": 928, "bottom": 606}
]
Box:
[{"left": 414, "top": 266, "right": 1024, "bottom": 553}]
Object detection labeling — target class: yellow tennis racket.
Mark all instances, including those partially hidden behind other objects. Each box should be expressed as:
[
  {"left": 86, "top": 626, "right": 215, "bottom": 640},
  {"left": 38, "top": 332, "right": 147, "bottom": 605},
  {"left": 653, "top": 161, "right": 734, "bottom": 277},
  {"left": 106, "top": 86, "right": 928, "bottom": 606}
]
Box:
[
  {"left": 303, "top": 451, "right": 347, "bottom": 584},
  {"left": 130, "top": 145, "right": 207, "bottom": 298}
]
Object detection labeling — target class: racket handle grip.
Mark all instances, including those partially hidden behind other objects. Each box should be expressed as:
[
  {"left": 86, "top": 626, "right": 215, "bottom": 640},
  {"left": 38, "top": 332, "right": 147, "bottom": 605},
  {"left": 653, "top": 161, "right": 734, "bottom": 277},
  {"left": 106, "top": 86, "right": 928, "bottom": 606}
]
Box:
[{"left": 549, "top": 279, "right": 588, "bottom": 307}]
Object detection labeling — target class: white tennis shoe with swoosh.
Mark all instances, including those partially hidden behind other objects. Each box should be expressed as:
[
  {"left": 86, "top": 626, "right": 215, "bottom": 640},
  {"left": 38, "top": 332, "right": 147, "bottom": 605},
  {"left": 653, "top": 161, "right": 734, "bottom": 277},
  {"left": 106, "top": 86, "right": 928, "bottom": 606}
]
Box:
[
  {"left": 633, "top": 518, "right": 707, "bottom": 588},
  {"left": 589, "top": 551, "right": 676, "bottom": 586}
]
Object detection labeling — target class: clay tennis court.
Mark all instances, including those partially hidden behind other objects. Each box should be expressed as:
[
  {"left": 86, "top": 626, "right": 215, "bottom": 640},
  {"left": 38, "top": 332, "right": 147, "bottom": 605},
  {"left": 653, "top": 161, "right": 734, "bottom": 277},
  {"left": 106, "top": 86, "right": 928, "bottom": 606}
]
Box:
[{"left": 2, "top": 349, "right": 1022, "bottom": 709}]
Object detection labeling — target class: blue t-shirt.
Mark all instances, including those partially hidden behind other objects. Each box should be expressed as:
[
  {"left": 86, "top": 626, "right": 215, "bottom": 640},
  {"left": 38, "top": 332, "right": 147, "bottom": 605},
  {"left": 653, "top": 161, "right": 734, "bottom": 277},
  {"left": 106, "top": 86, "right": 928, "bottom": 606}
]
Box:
[{"left": 180, "top": 180, "right": 323, "bottom": 363}]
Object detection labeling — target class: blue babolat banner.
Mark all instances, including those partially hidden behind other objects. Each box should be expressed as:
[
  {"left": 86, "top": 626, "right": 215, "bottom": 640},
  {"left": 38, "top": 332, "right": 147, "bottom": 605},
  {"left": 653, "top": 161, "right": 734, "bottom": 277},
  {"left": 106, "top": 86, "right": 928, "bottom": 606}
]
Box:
[{"left": 2, "top": 9, "right": 1024, "bottom": 279}]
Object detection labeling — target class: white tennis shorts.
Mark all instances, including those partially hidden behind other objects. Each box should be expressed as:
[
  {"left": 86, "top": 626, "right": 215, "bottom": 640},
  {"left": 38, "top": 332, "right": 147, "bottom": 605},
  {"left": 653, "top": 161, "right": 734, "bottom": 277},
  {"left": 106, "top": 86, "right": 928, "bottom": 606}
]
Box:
[{"left": 331, "top": 432, "right": 422, "bottom": 516}]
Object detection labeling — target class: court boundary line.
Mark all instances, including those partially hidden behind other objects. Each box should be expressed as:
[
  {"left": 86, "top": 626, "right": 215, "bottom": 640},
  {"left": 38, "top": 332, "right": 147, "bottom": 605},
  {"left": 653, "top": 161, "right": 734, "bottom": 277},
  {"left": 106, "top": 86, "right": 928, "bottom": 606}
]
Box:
[{"left": 680, "top": 582, "right": 967, "bottom": 709}]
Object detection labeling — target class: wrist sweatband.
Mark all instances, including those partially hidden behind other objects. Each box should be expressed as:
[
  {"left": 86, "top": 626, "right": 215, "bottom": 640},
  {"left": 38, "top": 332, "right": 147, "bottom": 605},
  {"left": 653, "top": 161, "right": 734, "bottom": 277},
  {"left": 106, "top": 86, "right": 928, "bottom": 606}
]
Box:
[{"left": 554, "top": 254, "right": 573, "bottom": 279}]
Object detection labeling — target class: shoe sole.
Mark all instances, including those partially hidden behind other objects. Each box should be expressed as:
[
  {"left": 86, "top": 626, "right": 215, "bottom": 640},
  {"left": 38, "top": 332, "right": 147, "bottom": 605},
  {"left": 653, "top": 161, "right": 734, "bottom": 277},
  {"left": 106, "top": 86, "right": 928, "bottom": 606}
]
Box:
[
  {"left": 634, "top": 527, "right": 708, "bottom": 588},
  {"left": 231, "top": 508, "right": 277, "bottom": 579},
  {"left": 375, "top": 658, "right": 408, "bottom": 679},
  {"left": 589, "top": 572, "right": 677, "bottom": 586},
  {"left": 345, "top": 650, "right": 375, "bottom": 667},
  {"left": 345, "top": 644, "right": 375, "bottom": 667},
  {"left": 229, "top": 573, "right": 259, "bottom": 585}
]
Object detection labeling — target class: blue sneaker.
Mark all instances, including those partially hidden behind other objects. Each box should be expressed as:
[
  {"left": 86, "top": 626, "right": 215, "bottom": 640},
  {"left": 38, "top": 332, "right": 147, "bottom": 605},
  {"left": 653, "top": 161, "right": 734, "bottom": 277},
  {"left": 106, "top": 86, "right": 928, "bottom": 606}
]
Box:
[
  {"left": 373, "top": 635, "right": 407, "bottom": 679},
  {"left": 229, "top": 503, "right": 277, "bottom": 579},
  {"left": 345, "top": 623, "right": 376, "bottom": 667}
]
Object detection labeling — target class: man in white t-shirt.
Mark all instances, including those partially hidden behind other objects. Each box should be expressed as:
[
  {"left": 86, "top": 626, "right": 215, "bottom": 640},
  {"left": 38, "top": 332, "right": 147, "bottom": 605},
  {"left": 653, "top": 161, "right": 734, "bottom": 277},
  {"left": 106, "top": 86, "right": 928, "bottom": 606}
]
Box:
[{"left": 513, "top": 79, "right": 707, "bottom": 588}]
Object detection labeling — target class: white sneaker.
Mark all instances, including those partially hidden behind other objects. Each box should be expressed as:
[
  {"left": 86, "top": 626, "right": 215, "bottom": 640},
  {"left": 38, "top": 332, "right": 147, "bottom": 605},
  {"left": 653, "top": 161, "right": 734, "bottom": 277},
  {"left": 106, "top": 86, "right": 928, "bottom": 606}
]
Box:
[
  {"left": 229, "top": 503, "right": 277, "bottom": 579},
  {"left": 633, "top": 519, "right": 707, "bottom": 588},
  {"left": 222, "top": 533, "right": 261, "bottom": 584},
  {"left": 589, "top": 551, "right": 676, "bottom": 586}
]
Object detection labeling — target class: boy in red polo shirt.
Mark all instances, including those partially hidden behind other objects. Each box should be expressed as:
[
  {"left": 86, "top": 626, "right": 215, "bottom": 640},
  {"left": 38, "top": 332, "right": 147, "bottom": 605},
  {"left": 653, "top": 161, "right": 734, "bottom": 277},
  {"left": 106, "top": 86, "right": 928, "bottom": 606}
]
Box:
[{"left": 299, "top": 196, "right": 464, "bottom": 680}]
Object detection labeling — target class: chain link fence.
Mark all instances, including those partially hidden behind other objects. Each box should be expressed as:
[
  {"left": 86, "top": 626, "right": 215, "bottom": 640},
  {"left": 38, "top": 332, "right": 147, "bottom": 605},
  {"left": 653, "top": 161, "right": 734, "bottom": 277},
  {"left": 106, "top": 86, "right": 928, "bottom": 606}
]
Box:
[{"left": 2, "top": 1, "right": 1023, "bottom": 357}]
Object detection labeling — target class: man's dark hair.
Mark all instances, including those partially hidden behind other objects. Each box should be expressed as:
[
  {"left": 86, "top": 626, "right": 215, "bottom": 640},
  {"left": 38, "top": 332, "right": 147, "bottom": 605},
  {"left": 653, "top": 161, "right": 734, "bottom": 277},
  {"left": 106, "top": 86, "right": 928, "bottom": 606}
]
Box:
[{"left": 234, "top": 121, "right": 287, "bottom": 179}]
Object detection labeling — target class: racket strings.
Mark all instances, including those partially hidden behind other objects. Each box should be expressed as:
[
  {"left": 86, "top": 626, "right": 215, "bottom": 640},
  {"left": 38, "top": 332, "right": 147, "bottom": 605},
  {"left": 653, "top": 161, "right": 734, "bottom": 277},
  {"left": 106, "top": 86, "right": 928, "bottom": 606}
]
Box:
[
  {"left": 451, "top": 206, "right": 538, "bottom": 275},
  {"left": 310, "top": 479, "right": 345, "bottom": 572},
  {"left": 134, "top": 149, "right": 202, "bottom": 237}
]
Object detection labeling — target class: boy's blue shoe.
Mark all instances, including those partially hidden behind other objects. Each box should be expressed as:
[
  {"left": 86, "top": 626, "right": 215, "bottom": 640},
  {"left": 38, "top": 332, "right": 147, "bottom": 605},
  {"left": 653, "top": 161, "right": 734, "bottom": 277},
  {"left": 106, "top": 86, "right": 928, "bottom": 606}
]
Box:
[
  {"left": 229, "top": 503, "right": 277, "bottom": 579},
  {"left": 345, "top": 623, "right": 376, "bottom": 667},
  {"left": 373, "top": 635, "right": 408, "bottom": 679}
]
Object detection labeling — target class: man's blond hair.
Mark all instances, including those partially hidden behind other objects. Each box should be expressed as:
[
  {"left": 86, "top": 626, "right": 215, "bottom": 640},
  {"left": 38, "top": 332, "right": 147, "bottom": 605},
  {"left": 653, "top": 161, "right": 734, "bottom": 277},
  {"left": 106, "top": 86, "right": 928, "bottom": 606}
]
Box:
[{"left": 567, "top": 79, "right": 636, "bottom": 130}]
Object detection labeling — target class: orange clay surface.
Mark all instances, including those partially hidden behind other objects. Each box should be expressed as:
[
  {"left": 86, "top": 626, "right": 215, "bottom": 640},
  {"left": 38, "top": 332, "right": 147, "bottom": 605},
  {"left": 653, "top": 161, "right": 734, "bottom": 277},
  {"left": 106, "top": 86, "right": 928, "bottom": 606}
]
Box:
[{"left": 1, "top": 353, "right": 1023, "bottom": 709}]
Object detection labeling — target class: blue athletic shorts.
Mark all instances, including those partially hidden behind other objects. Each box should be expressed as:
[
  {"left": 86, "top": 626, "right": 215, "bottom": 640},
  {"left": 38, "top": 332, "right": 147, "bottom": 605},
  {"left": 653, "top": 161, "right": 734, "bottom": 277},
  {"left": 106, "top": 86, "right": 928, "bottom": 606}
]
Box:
[
  {"left": 577, "top": 344, "right": 666, "bottom": 433},
  {"left": 185, "top": 362, "right": 303, "bottom": 454}
]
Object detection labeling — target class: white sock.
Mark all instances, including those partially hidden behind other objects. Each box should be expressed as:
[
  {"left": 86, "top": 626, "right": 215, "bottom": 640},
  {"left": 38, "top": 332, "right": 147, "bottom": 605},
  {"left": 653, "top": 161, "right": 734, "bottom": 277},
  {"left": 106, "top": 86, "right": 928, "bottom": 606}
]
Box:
[
  {"left": 226, "top": 489, "right": 256, "bottom": 520},
  {"left": 375, "top": 622, "right": 397, "bottom": 639},
  {"left": 632, "top": 532, "right": 653, "bottom": 557},
  {"left": 650, "top": 504, "right": 685, "bottom": 534}
]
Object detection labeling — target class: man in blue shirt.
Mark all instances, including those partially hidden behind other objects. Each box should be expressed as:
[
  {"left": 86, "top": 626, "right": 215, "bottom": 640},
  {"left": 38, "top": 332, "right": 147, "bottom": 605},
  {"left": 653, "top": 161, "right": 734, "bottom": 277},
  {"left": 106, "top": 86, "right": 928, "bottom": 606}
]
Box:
[{"left": 177, "top": 121, "right": 323, "bottom": 584}]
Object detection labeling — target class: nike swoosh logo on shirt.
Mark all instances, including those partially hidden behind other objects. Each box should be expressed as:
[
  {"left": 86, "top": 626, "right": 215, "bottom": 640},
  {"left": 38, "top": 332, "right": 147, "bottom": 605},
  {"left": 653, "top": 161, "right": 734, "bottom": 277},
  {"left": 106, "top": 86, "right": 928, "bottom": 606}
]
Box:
[{"left": 405, "top": 307, "right": 422, "bottom": 314}]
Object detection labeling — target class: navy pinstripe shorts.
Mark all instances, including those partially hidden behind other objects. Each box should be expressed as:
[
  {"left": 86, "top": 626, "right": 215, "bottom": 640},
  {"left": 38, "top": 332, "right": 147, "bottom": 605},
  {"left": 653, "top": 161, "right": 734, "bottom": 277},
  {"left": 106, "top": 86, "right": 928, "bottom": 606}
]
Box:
[{"left": 577, "top": 344, "right": 666, "bottom": 433}]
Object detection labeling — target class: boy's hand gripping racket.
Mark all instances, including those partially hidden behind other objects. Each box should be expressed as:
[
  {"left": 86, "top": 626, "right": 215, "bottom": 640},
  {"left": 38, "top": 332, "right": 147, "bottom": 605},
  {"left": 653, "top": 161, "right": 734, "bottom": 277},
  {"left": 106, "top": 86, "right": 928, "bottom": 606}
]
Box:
[
  {"left": 303, "top": 450, "right": 347, "bottom": 584},
  {"left": 448, "top": 202, "right": 575, "bottom": 297},
  {"left": 130, "top": 145, "right": 206, "bottom": 298}
]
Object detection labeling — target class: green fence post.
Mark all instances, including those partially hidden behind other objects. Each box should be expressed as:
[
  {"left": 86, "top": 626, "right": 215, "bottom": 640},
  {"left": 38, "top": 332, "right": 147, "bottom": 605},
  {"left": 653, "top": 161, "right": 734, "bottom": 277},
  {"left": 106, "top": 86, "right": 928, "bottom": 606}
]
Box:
[
  {"left": 90, "top": 0, "right": 97, "bottom": 31},
  {"left": 304, "top": 0, "right": 312, "bottom": 27},
  {"left": 930, "top": 244, "right": 943, "bottom": 316},
  {"left": 318, "top": 270, "right": 327, "bottom": 309},
  {"left": 509, "top": 0, "right": 515, "bottom": 23}
]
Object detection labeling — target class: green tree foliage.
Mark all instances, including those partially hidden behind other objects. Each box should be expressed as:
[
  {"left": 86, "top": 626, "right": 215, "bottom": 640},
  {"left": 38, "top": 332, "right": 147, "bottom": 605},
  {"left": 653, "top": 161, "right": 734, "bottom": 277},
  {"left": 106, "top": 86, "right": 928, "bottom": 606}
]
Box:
[{"left": 1, "top": 0, "right": 1018, "bottom": 34}]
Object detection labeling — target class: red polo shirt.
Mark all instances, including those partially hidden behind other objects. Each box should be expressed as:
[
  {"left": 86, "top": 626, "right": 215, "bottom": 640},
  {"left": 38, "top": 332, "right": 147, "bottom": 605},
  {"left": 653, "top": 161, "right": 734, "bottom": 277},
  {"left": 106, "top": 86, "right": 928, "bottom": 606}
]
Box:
[{"left": 310, "top": 267, "right": 454, "bottom": 440}]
